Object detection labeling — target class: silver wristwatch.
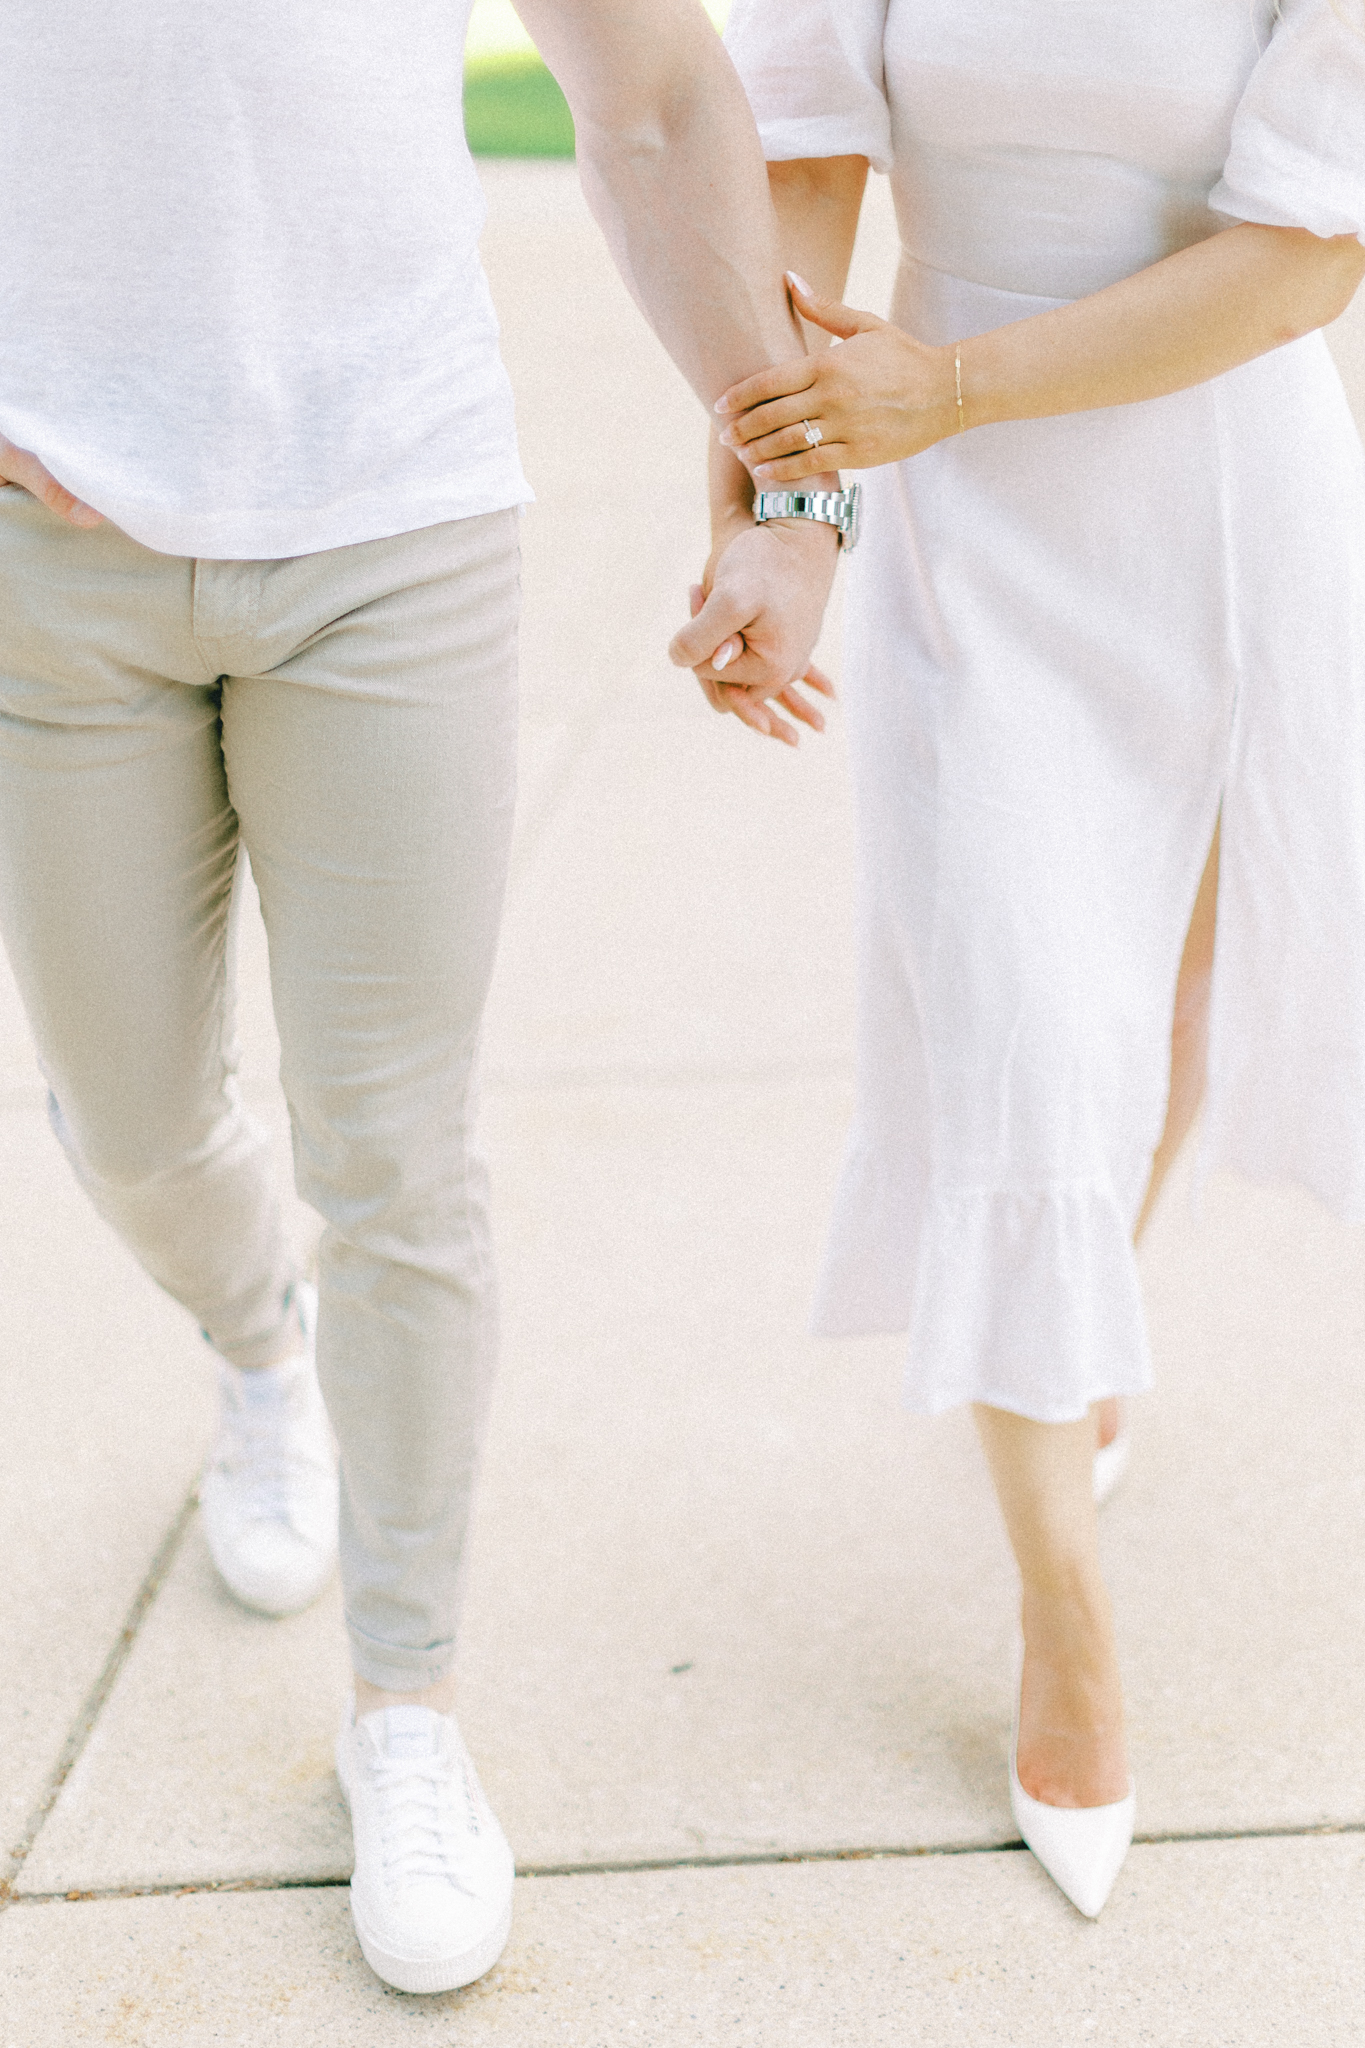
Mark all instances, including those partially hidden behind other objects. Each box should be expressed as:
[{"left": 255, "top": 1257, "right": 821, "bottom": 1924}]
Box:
[{"left": 754, "top": 482, "right": 861, "bottom": 551}]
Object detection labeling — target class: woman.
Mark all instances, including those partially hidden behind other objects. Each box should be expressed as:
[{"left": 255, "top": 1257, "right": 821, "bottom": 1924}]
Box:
[{"left": 700, "top": 0, "right": 1365, "bottom": 1915}]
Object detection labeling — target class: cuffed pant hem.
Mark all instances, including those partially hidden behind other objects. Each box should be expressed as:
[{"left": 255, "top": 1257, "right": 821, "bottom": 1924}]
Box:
[
  {"left": 206, "top": 1282, "right": 305, "bottom": 1369},
  {"left": 347, "top": 1623, "right": 458, "bottom": 1693}
]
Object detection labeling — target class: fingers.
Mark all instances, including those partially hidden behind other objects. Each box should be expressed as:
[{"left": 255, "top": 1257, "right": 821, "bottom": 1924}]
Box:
[
  {"left": 679, "top": 522, "right": 840, "bottom": 716},
  {"left": 775, "top": 683, "right": 826, "bottom": 735},
  {"left": 718, "top": 671, "right": 835, "bottom": 745},
  {"left": 715, "top": 357, "right": 818, "bottom": 423},
  {"left": 729, "top": 688, "right": 798, "bottom": 747},
  {"left": 748, "top": 425, "right": 852, "bottom": 472},
  {"left": 686, "top": 632, "right": 816, "bottom": 746},
  {"left": 0, "top": 438, "right": 102, "bottom": 527},
  {"left": 711, "top": 282, "right": 884, "bottom": 420},
  {"left": 752, "top": 446, "right": 851, "bottom": 486},
  {"left": 687, "top": 585, "right": 731, "bottom": 712},
  {"left": 681, "top": 577, "right": 749, "bottom": 710},
  {"left": 670, "top": 582, "right": 750, "bottom": 672},
  {"left": 719, "top": 390, "right": 824, "bottom": 452},
  {"left": 721, "top": 411, "right": 851, "bottom": 473},
  {"left": 783, "top": 271, "right": 884, "bottom": 342}
]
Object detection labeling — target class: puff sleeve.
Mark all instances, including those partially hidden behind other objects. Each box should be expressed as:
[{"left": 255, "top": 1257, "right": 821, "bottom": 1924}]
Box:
[
  {"left": 1210, "top": 0, "right": 1365, "bottom": 243},
  {"left": 723, "top": 0, "right": 892, "bottom": 174}
]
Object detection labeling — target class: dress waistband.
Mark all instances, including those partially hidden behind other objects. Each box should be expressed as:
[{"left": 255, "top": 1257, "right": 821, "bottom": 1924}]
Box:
[{"left": 891, "top": 253, "right": 1071, "bottom": 348}]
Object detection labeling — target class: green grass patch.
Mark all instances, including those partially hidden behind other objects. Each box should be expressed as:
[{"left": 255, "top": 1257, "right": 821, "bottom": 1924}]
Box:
[{"left": 464, "top": 52, "right": 575, "bottom": 158}]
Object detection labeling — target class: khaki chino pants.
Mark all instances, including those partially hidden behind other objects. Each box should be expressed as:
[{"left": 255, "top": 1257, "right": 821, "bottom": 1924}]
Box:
[{"left": 0, "top": 490, "right": 520, "bottom": 1687}]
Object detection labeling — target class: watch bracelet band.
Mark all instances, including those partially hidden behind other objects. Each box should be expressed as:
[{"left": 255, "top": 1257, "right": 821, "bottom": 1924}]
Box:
[{"left": 753, "top": 484, "right": 860, "bottom": 549}]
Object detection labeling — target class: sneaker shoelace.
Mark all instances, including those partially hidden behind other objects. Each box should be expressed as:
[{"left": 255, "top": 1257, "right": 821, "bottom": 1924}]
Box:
[{"left": 371, "top": 1752, "right": 483, "bottom": 1891}]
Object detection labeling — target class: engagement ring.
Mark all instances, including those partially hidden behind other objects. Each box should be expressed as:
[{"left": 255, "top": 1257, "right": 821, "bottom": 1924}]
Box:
[{"left": 802, "top": 419, "right": 823, "bottom": 449}]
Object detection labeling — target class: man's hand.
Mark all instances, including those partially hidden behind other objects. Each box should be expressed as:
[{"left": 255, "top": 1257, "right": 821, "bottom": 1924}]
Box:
[
  {"left": 668, "top": 516, "right": 838, "bottom": 747},
  {"left": 0, "top": 435, "right": 102, "bottom": 526}
]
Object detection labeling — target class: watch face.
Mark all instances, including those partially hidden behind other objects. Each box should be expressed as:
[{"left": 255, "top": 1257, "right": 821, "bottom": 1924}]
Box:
[{"left": 845, "top": 482, "right": 862, "bottom": 551}]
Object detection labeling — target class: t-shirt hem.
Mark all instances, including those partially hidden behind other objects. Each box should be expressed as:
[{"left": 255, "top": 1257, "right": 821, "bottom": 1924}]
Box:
[{"left": 94, "top": 468, "right": 534, "bottom": 563}]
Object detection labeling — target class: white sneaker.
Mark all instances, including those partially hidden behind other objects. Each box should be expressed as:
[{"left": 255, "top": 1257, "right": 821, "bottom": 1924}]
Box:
[
  {"left": 336, "top": 1702, "right": 514, "bottom": 1994},
  {"left": 199, "top": 1282, "right": 339, "bottom": 1616}
]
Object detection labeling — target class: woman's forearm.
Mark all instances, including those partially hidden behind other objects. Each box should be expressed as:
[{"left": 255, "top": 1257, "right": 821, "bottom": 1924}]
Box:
[
  {"left": 768, "top": 156, "right": 868, "bottom": 311},
  {"left": 720, "top": 214, "right": 1365, "bottom": 483},
  {"left": 966, "top": 223, "right": 1365, "bottom": 428}
]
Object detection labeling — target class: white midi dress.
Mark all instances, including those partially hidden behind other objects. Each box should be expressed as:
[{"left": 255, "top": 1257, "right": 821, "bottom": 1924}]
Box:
[{"left": 725, "top": 0, "right": 1365, "bottom": 1421}]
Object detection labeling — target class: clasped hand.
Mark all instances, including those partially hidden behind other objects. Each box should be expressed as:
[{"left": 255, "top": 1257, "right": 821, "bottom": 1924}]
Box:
[
  {"left": 668, "top": 514, "right": 839, "bottom": 748},
  {"left": 715, "top": 273, "right": 957, "bottom": 485},
  {"left": 671, "top": 277, "right": 959, "bottom": 743}
]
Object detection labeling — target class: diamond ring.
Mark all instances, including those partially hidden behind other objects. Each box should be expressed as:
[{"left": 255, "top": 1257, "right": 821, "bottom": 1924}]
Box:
[{"left": 802, "top": 419, "right": 823, "bottom": 449}]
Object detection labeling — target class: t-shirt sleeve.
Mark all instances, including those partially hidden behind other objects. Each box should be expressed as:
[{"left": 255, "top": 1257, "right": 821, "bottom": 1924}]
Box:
[
  {"left": 723, "top": 0, "right": 892, "bottom": 174},
  {"left": 1209, "top": 0, "right": 1365, "bottom": 243}
]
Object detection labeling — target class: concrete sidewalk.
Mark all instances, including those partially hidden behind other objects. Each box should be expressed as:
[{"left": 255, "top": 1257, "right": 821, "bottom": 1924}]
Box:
[{"left": 4, "top": 168, "right": 1365, "bottom": 2045}]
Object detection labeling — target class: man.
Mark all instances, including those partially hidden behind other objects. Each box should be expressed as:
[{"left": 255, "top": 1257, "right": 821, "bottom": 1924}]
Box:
[{"left": 0, "top": 0, "right": 839, "bottom": 1998}]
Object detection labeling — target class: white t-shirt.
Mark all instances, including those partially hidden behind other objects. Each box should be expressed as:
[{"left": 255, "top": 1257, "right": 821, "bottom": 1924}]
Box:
[{"left": 0, "top": 0, "right": 531, "bottom": 559}]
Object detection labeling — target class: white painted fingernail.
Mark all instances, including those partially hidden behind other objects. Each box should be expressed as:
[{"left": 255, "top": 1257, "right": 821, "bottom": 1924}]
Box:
[
  {"left": 713, "top": 643, "right": 734, "bottom": 672},
  {"left": 786, "top": 271, "right": 814, "bottom": 298}
]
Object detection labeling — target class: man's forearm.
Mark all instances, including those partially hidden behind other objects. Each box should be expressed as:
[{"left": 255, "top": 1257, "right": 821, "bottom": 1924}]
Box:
[
  {"left": 514, "top": 1, "right": 843, "bottom": 700},
  {"left": 706, "top": 156, "right": 868, "bottom": 539},
  {"left": 517, "top": 0, "right": 806, "bottom": 405},
  {"left": 703, "top": 153, "right": 866, "bottom": 532}
]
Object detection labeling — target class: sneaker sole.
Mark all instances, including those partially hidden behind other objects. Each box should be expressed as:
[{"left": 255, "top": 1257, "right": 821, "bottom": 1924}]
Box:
[
  {"left": 206, "top": 1551, "right": 339, "bottom": 1619},
  {"left": 349, "top": 1892, "right": 512, "bottom": 1995}
]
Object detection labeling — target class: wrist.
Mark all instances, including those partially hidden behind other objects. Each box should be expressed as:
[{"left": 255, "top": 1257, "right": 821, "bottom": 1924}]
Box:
[
  {"left": 936, "top": 342, "right": 966, "bottom": 440},
  {"left": 712, "top": 468, "right": 842, "bottom": 551},
  {"left": 946, "top": 336, "right": 1010, "bottom": 434},
  {"left": 754, "top": 475, "right": 856, "bottom": 552},
  {"left": 711, "top": 499, "right": 754, "bottom": 555},
  {"left": 766, "top": 512, "right": 841, "bottom": 557}
]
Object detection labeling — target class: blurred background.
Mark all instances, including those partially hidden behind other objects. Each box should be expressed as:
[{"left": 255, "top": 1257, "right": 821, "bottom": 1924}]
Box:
[{"left": 465, "top": 0, "right": 730, "bottom": 156}]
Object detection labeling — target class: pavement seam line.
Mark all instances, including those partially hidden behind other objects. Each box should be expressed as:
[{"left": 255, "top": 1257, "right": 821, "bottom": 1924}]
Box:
[
  {"left": 12, "top": 1818, "right": 1365, "bottom": 1907},
  {"left": 0, "top": 1485, "right": 199, "bottom": 1908}
]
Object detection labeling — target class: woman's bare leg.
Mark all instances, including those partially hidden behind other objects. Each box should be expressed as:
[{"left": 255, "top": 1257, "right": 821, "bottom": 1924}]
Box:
[
  {"left": 1094, "top": 1396, "right": 1122, "bottom": 1451},
  {"left": 1094, "top": 822, "right": 1221, "bottom": 1453},
  {"left": 975, "top": 830, "right": 1220, "bottom": 1800},
  {"left": 975, "top": 1406, "right": 1129, "bottom": 1806},
  {"left": 1134, "top": 820, "right": 1220, "bottom": 1244}
]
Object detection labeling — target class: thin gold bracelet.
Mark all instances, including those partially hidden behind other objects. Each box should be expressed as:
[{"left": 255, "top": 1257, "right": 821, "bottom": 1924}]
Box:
[{"left": 954, "top": 345, "right": 966, "bottom": 434}]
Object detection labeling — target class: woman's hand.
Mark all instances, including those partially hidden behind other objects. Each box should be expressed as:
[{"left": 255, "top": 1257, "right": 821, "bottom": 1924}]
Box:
[{"left": 715, "top": 273, "right": 958, "bottom": 484}]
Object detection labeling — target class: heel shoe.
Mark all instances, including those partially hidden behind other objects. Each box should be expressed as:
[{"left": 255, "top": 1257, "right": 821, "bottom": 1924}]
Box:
[
  {"left": 1010, "top": 1675, "right": 1135, "bottom": 1919},
  {"left": 1092, "top": 1424, "right": 1131, "bottom": 1508}
]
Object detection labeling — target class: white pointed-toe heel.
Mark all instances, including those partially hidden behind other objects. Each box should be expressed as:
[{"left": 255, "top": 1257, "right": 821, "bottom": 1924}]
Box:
[
  {"left": 1010, "top": 1674, "right": 1135, "bottom": 1919},
  {"left": 1092, "top": 1424, "right": 1130, "bottom": 1508}
]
